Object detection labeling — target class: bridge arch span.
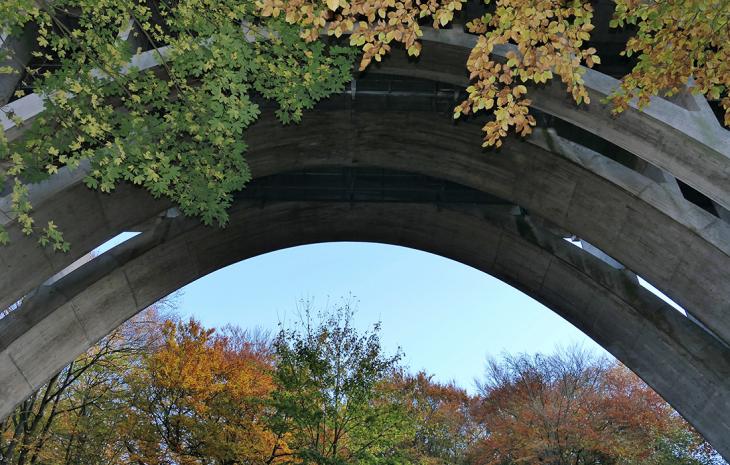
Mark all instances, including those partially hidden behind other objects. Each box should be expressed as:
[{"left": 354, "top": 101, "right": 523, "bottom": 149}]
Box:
[
  {"left": 0, "top": 72, "right": 729, "bottom": 457},
  {"left": 1, "top": 197, "right": 729, "bottom": 457}
]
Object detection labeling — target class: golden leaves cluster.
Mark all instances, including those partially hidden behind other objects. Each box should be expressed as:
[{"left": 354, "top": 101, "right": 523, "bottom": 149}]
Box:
[
  {"left": 259, "top": 0, "right": 599, "bottom": 147},
  {"left": 257, "top": 0, "right": 463, "bottom": 70},
  {"left": 151, "top": 319, "right": 274, "bottom": 408},
  {"left": 610, "top": 0, "right": 730, "bottom": 126},
  {"left": 135, "top": 319, "right": 292, "bottom": 465},
  {"left": 456, "top": 0, "right": 598, "bottom": 147}
]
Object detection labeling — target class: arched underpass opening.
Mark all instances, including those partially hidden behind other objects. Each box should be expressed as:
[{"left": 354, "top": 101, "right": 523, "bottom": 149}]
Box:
[
  {"left": 3, "top": 249, "right": 721, "bottom": 465},
  {"left": 2, "top": 167, "right": 729, "bottom": 459},
  {"left": 171, "top": 241, "right": 611, "bottom": 389}
]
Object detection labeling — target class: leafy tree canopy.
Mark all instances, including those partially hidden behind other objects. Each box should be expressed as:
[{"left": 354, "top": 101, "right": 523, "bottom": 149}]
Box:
[
  {"left": 1, "top": 304, "right": 726, "bottom": 465},
  {"left": 0, "top": 0, "right": 727, "bottom": 250},
  {"left": 269, "top": 304, "right": 413, "bottom": 465}
]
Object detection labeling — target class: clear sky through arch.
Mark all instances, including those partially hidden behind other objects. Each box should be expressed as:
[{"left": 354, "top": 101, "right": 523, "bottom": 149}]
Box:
[{"left": 169, "top": 242, "right": 609, "bottom": 392}]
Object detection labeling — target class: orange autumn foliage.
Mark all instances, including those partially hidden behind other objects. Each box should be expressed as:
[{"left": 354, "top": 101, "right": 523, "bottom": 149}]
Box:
[
  {"left": 469, "top": 350, "right": 707, "bottom": 465},
  {"left": 2, "top": 311, "right": 723, "bottom": 465},
  {"left": 124, "top": 319, "right": 293, "bottom": 465}
]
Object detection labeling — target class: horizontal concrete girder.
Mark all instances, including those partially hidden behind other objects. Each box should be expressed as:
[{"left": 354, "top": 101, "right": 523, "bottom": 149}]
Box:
[
  {"left": 3, "top": 108, "right": 730, "bottom": 346},
  {"left": 1, "top": 200, "right": 729, "bottom": 459}
]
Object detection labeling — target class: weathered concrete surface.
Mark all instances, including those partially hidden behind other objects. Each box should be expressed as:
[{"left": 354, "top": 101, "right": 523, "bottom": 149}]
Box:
[
  {"left": 3, "top": 109, "right": 730, "bottom": 346},
  {"left": 0, "top": 180, "right": 171, "bottom": 310},
  {"left": 1, "top": 200, "right": 729, "bottom": 459}
]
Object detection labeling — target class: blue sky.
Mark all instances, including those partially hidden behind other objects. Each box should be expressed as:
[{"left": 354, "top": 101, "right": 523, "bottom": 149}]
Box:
[{"left": 165, "top": 241, "right": 609, "bottom": 392}]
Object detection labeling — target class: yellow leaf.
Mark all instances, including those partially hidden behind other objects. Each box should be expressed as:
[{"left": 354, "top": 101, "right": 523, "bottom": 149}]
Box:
[
  {"left": 513, "top": 85, "right": 527, "bottom": 97},
  {"left": 327, "top": 0, "right": 339, "bottom": 11},
  {"left": 439, "top": 11, "right": 452, "bottom": 27}
]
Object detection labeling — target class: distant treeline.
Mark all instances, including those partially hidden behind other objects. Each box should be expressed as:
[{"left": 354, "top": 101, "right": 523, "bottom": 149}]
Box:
[{"left": 0, "top": 302, "right": 724, "bottom": 465}]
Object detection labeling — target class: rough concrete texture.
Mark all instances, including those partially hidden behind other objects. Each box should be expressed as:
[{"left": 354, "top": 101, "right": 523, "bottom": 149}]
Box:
[{"left": 1, "top": 200, "right": 729, "bottom": 459}]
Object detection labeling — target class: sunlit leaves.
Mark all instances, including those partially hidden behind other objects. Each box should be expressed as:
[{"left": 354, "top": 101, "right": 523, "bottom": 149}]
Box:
[
  {"left": 258, "top": 0, "right": 600, "bottom": 148},
  {"left": 125, "top": 318, "right": 284, "bottom": 465},
  {"left": 455, "top": 0, "right": 598, "bottom": 147},
  {"left": 257, "top": 0, "right": 464, "bottom": 69},
  {"left": 0, "top": 0, "right": 356, "bottom": 247},
  {"left": 609, "top": 0, "right": 730, "bottom": 126}
]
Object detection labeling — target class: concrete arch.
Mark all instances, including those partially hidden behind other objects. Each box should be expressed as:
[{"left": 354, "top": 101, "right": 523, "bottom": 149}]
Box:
[
  {"left": 3, "top": 109, "right": 730, "bottom": 345},
  {"left": 1, "top": 199, "right": 729, "bottom": 458},
  {"left": 0, "top": 19, "right": 728, "bottom": 461}
]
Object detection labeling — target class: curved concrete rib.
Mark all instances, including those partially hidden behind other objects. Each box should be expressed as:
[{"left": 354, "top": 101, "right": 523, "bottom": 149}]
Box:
[
  {"left": 3, "top": 110, "right": 730, "bottom": 346},
  {"left": 1, "top": 200, "right": 729, "bottom": 459},
  {"left": 3, "top": 28, "right": 729, "bottom": 209},
  {"left": 377, "top": 29, "right": 730, "bottom": 212}
]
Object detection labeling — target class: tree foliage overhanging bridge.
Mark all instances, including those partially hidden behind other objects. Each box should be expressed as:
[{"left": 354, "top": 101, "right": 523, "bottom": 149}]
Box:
[{"left": 0, "top": 0, "right": 730, "bottom": 459}]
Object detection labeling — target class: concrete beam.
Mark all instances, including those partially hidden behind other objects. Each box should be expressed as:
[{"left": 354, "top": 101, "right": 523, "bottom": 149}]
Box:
[{"left": 1, "top": 200, "right": 728, "bottom": 459}]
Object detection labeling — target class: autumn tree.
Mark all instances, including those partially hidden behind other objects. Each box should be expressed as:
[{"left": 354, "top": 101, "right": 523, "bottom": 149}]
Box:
[
  {"left": 389, "top": 372, "right": 481, "bottom": 465},
  {"left": 122, "top": 318, "right": 285, "bottom": 465},
  {"left": 609, "top": 0, "right": 730, "bottom": 126},
  {"left": 268, "top": 303, "right": 413, "bottom": 465},
  {"left": 2, "top": 303, "right": 726, "bottom": 465},
  {"left": 469, "top": 346, "right": 721, "bottom": 465}
]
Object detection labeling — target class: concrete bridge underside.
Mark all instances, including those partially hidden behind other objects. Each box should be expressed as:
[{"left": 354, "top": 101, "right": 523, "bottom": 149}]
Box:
[
  {"left": 2, "top": 174, "right": 730, "bottom": 456},
  {"left": 1, "top": 28, "right": 730, "bottom": 459}
]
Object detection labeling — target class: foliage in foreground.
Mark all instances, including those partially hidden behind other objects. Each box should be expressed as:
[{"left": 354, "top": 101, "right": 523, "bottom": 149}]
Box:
[
  {"left": 1, "top": 302, "right": 725, "bottom": 465},
  {"left": 0, "top": 0, "right": 728, "bottom": 250}
]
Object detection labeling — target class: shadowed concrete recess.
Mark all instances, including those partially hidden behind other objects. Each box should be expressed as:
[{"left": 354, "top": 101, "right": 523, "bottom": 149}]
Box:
[{"left": 1, "top": 25, "right": 730, "bottom": 460}]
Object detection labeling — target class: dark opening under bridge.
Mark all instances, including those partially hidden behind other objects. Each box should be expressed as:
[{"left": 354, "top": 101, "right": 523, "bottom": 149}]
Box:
[{"left": 2, "top": 3, "right": 730, "bottom": 459}]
